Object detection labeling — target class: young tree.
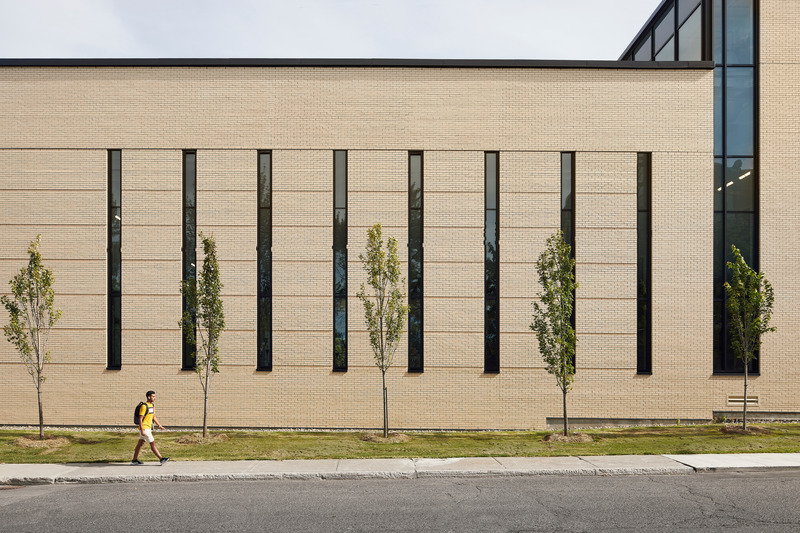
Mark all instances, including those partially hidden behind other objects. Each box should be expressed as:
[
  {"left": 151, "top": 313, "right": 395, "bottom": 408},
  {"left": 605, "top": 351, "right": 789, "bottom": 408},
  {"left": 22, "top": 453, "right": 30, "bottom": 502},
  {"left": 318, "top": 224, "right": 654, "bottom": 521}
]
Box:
[
  {"left": 180, "top": 232, "right": 225, "bottom": 438},
  {"left": 2, "top": 235, "right": 62, "bottom": 440},
  {"left": 531, "top": 232, "right": 578, "bottom": 437},
  {"left": 356, "top": 224, "right": 409, "bottom": 438},
  {"left": 723, "top": 245, "right": 775, "bottom": 431}
]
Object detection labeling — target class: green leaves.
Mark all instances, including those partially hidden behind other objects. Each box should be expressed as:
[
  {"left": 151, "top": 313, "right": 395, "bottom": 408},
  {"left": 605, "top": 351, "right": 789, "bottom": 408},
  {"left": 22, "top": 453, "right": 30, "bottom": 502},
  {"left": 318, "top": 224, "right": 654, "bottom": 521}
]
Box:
[
  {"left": 356, "top": 223, "right": 409, "bottom": 373},
  {"left": 1, "top": 234, "right": 61, "bottom": 388},
  {"left": 723, "top": 245, "right": 775, "bottom": 367},
  {"left": 530, "top": 232, "right": 578, "bottom": 393},
  {"left": 179, "top": 232, "right": 225, "bottom": 385}
]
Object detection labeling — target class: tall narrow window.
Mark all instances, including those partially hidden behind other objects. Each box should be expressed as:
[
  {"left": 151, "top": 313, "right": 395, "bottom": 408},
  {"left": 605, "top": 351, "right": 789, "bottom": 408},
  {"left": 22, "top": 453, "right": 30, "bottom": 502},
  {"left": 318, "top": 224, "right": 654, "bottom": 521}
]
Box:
[
  {"left": 408, "top": 152, "right": 424, "bottom": 372},
  {"left": 257, "top": 151, "right": 272, "bottom": 371},
  {"left": 637, "top": 153, "right": 652, "bottom": 374},
  {"left": 713, "top": 0, "right": 758, "bottom": 374},
  {"left": 182, "top": 151, "right": 197, "bottom": 370},
  {"left": 561, "top": 152, "right": 576, "bottom": 367},
  {"left": 484, "top": 152, "right": 499, "bottom": 373},
  {"left": 333, "top": 151, "right": 348, "bottom": 371},
  {"left": 107, "top": 150, "right": 122, "bottom": 370}
]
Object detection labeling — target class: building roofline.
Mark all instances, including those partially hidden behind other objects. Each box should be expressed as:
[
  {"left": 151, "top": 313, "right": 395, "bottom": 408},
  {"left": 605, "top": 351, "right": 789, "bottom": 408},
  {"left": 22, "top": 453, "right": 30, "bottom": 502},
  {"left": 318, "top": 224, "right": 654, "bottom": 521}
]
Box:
[
  {"left": 619, "top": 0, "right": 675, "bottom": 60},
  {"left": 0, "top": 57, "right": 713, "bottom": 69}
]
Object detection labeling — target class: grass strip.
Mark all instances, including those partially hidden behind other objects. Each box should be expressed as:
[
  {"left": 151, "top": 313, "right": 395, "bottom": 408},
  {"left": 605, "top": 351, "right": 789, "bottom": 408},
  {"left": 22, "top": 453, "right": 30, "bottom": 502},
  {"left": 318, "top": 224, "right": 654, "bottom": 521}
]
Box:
[{"left": 0, "top": 424, "right": 798, "bottom": 464}]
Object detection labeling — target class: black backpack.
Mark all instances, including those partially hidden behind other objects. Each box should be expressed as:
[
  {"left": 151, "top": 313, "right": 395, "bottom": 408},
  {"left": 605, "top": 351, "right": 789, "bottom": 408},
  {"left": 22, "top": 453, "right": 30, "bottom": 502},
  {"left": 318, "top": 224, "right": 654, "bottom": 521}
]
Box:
[{"left": 134, "top": 402, "right": 147, "bottom": 426}]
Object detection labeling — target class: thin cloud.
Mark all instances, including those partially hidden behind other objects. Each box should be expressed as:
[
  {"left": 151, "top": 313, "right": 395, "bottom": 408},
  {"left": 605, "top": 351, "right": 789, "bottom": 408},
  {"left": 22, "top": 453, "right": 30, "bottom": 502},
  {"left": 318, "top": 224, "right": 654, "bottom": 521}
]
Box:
[{"left": 0, "top": 0, "right": 662, "bottom": 59}]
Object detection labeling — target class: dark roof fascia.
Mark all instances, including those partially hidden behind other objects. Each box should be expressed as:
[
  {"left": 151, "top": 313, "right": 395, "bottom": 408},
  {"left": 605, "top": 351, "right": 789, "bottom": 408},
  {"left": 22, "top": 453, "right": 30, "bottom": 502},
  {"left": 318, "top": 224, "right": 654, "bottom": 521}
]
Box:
[
  {"left": 0, "top": 58, "right": 713, "bottom": 69},
  {"left": 619, "top": 0, "right": 675, "bottom": 60}
]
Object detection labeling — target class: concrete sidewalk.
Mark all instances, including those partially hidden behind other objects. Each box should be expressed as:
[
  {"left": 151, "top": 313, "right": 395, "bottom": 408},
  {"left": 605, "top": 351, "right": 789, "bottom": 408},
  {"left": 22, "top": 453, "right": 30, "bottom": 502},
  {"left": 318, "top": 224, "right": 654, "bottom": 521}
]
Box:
[{"left": 2, "top": 453, "right": 800, "bottom": 485}]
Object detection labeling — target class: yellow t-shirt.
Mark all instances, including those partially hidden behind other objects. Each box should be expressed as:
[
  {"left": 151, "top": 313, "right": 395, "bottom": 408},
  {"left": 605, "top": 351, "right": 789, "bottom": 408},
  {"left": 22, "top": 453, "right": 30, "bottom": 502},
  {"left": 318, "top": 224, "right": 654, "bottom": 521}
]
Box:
[{"left": 138, "top": 402, "right": 155, "bottom": 430}]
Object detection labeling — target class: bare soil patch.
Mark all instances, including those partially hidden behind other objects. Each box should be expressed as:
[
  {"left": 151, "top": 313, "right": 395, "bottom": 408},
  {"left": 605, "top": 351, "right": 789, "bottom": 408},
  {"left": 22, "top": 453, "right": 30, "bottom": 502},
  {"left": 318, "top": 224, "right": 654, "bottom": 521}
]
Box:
[
  {"left": 175, "top": 433, "right": 230, "bottom": 445},
  {"left": 13, "top": 435, "right": 69, "bottom": 449},
  {"left": 720, "top": 425, "right": 772, "bottom": 436},
  {"left": 360, "top": 432, "right": 412, "bottom": 444},
  {"left": 542, "top": 432, "right": 593, "bottom": 443}
]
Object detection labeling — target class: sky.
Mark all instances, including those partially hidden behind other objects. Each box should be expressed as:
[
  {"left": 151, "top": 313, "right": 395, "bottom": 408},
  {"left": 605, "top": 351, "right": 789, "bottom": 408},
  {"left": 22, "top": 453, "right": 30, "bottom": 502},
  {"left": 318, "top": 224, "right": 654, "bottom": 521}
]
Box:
[{"left": 0, "top": 0, "right": 663, "bottom": 60}]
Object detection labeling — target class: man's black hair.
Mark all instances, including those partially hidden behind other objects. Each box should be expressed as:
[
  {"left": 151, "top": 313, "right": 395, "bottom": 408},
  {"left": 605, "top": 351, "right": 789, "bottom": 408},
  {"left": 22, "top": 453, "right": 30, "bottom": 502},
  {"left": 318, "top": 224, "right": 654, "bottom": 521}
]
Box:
[{"left": 146, "top": 390, "right": 155, "bottom": 398}]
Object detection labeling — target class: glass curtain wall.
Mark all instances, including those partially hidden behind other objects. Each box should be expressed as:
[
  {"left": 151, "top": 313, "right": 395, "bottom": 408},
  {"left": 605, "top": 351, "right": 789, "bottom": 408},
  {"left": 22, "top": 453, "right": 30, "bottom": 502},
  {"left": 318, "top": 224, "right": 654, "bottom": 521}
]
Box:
[{"left": 713, "top": 0, "right": 758, "bottom": 373}]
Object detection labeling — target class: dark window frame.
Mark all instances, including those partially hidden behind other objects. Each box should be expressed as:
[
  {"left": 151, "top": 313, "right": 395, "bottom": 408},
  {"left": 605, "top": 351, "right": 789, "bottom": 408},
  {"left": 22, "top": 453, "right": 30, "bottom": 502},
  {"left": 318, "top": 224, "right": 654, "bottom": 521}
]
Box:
[
  {"left": 257, "top": 150, "right": 273, "bottom": 371},
  {"left": 182, "top": 150, "right": 197, "bottom": 371},
  {"left": 107, "top": 149, "right": 122, "bottom": 370},
  {"left": 408, "top": 151, "right": 424, "bottom": 373}
]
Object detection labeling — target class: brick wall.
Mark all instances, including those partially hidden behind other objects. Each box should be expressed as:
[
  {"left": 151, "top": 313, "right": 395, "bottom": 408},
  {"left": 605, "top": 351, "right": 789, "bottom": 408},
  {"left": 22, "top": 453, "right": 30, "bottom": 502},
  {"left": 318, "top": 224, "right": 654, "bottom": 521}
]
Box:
[{"left": 0, "top": 64, "right": 744, "bottom": 429}]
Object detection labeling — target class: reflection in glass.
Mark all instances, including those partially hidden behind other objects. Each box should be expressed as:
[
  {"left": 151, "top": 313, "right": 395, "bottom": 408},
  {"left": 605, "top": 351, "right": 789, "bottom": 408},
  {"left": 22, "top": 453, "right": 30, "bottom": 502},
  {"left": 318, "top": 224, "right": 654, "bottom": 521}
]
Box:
[
  {"left": 334, "top": 209, "right": 347, "bottom": 250},
  {"left": 110, "top": 151, "right": 121, "bottom": 207},
  {"left": 182, "top": 152, "right": 197, "bottom": 370},
  {"left": 334, "top": 249, "right": 347, "bottom": 297},
  {"left": 561, "top": 153, "right": 573, "bottom": 210},
  {"left": 634, "top": 36, "right": 652, "bottom": 61},
  {"left": 714, "top": 213, "right": 723, "bottom": 299},
  {"left": 655, "top": 37, "right": 675, "bottom": 61},
  {"left": 409, "top": 153, "right": 424, "bottom": 371},
  {"left": 108, "top": 150, "right": 122, "bottom": 369},
  {"left": 725, "top": 158, "right": 755, "bottom": 212},
  {"left": 637, "top": 153, "right": 651, "bottom": 373},
  {"left": 258, "top": 251, "right": 271, "bottom": 297},
  {"left": 184, "top": 153, "right": 196, "bottom": 208},
  {"left": 334, "top": 298, "right": 347, "bottom": 371},
  {"left": 409, "top": 155, "right": 422, "bottom": 209},
  {"left": 484, "top": 299, "right": 499, "bottom": 373},
  {"left": 110, "top": 296, "right": 121, "bottom": 369},
  {"left": 726, "top": 67, "right": 754, "bottom": 156},
  {"left": 725, "top": 212, "right": 755, "bottom": 270},
  {"left": 714, "top": 158, "right": 723, "bottom": 211},
  {"left": 259, "top": 152, "right": 271, "bottom": 208},
  {"left": 679, "top": 7, "right": 702, "bottom": 61},
  {"left": 408, "top": 299, "right": 423, "bottom": 372},
  {"left": 678, "top": 0, "right": 701, "bottom": 25},
  {"left": 334, "top": 151, "right": 347, "bottom": 209},
  {"left": 485, "top": 152, "right": 499, "bottom": 373},
  {"left": 258, "top": 299, "right": 271, "bottom": 370},
  {"left": 713, "top": 0, "right": 723, "bottom": 64},
  {"left": 637, "top": 213, "right": 649, "bottom": 300},
  {"left": 654, "top": 5, "right": 675, "bottom": 51},
  {"left": 726, "top": 0, "right": 754, "bottom": 65},
  {"left": 714, "top": 69, "right": 723, "bottom": 155},
  {"left": 333, "top": 150, "right": 348, "bottom": 370},
  {"left": 257, "top": 152, "right": 272, "bottom": 370},
  {"left": 637, "top": 300, "right": 650, "bottom": 373}
]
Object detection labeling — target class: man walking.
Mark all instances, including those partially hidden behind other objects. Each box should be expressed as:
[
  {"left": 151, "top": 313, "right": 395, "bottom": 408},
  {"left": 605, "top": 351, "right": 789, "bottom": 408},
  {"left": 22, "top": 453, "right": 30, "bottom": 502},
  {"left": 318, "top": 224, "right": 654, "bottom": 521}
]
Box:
[{"left": 132, "top": 390, "right": 170, "bottom": 465}]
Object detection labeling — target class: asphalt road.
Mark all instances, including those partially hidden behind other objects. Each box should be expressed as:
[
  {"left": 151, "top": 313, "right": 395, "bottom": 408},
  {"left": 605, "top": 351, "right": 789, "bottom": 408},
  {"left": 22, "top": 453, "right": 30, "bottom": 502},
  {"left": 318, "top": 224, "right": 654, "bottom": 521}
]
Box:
[{"left": 2, "top": 471, "right": 799, "bottom": 532}]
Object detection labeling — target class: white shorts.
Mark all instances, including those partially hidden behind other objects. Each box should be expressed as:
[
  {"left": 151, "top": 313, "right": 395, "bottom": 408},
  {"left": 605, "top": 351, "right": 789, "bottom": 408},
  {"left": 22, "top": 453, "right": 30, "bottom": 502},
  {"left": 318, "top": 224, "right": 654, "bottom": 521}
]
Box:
[{"left": 138, "top": 428, "right": 155, "bottom": 443}]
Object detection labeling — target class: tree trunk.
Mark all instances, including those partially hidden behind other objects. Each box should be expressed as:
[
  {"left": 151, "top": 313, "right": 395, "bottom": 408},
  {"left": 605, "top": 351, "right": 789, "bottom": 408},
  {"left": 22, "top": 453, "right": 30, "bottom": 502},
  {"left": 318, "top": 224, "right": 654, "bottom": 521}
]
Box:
[
  {"left": 382, "top": 370, "right": 388, "bottom": 438},
  {"left": 562, "top": 388, "right": 568, "bottom": 437},
  {"left": 742, "top": 363, "right": 748, "bottom": 431},
  {"left": 203, "top": 364, "right": 211, "bottom": 438},
  {"left": 37, "top": 386, "right": 44, "bottom": 440}
]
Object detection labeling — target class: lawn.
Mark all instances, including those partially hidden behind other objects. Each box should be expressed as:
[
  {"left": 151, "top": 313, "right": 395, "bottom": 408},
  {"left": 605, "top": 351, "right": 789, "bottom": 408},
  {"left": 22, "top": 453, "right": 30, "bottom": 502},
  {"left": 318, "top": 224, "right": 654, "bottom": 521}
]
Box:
[{"left": 1, "top": 424, "right": 798, "bottom": 464}]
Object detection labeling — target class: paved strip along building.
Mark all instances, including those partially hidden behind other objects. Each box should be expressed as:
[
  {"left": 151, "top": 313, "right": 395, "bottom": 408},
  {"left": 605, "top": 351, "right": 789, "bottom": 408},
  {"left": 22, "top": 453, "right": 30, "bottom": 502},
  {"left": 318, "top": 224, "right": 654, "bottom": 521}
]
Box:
[{"left": 1, "top": 0, "right": 797, "bottom": 430}]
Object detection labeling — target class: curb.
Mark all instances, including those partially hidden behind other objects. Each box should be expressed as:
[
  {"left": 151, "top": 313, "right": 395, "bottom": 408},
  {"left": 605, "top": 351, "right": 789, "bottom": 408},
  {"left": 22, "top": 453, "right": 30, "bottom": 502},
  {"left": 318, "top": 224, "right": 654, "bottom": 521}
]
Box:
[{"left": 3, "top": 453, "right": 800, "bottom": 485}]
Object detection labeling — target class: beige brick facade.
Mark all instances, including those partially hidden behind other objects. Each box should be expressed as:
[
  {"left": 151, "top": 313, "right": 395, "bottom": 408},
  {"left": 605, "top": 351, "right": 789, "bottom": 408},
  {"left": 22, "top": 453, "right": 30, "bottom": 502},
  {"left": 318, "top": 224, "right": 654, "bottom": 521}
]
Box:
[{"left": 0, "top": 49, "right": 793, "bottom": 430}]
